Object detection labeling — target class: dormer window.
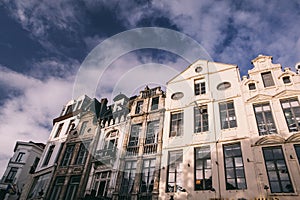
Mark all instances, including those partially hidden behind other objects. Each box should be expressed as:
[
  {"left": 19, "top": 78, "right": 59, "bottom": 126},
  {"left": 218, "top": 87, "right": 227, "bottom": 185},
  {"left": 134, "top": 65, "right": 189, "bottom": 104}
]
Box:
[
  {"left": 248, "top": 83, "right": 256, "bottom": 90},
  {"left": 282, "top": 76, "right": 291, "bottom": 84},
  {"left": 261, "top": 71, "right": 275, "bottom": 87}
]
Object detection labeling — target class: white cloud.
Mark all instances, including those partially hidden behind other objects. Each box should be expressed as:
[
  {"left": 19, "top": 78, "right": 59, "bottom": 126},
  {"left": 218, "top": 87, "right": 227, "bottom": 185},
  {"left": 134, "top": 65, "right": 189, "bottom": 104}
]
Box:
[{"left": 0, "top": 65, "right": 75, "bottom": 176}]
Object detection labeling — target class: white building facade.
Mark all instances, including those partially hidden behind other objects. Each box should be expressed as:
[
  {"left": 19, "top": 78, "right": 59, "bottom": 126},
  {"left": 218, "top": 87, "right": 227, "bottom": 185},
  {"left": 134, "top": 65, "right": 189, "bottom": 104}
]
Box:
[
  {"left": 0, "top": 141, "right": 45, "bottom": 200},
  {"left": 159, "top": 55, "right": 300, "bottom": 200}
]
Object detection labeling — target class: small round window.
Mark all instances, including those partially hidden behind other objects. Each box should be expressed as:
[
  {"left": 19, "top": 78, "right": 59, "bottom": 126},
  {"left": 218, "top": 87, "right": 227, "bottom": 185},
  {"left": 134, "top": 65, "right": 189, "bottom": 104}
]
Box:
[
  {"left": 217, "top": 82, "right": 231, "bottom": 90},
  {"left": 195, "top": 66, "right": 203, "bottom": 73},
  {"left": 171, "top": 92, "right": 184, "bottom": 100}
]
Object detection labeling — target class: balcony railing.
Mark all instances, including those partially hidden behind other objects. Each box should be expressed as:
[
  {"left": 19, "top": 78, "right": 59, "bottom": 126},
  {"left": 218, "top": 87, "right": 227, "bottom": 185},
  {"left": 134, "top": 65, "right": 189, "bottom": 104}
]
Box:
[
  {"left": 126, "top": 146, "right": 139, "bottom": 157},
  {"left": 94, "top": 148, "right": 117, "bottom": 162},
  {"left": 143, "top": 143, "right": 157, "bottom": 154}
]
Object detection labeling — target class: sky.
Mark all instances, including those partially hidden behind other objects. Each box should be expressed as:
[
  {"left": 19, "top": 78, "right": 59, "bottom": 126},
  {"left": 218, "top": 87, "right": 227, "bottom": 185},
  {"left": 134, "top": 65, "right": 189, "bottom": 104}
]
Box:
[{"left": 0, "top": 0, "right": 300, "bottom": 176}]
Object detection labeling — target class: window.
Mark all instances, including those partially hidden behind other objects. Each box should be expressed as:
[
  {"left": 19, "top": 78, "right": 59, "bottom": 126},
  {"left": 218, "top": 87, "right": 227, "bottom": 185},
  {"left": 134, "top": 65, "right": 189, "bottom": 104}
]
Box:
[
  {"left": 280, "top": 98, "right": 300, "bottom": 132},
  {"left": 75, "top": 142, "right": 90, "bottom": 165},
  {"left": 151, "top": 97, "right": 159, "bottom": 110},
  {"left": 43, "top": 145, "right": 55, "bottom": 166},
  {"left": 93, "top": 171, "right": 111, "bottom": 198},
  {"left": 248, "top": 83, "right": 256, "bottom": 90},
  {"left": 135, "top": 101, "right": 143, "bottom": 114},
  {"left": 28, "top": 173, "right": 51, "bottom": 199},
  {"left": 170, "top": 112, "right": 183, "bottom": 137},
  {"left": 217, "top": 82, "right": 231, "bottom": 90},
  {"left": 75, "top": 100, "right": 82, "bottom": 110},
  {"left": 171, "top": 92, "right": 184, "bottom": 100},
  {"left": 5, "top": 167, "right": 18, "bottom": 183},
  {"left": 15, "top": 152, "right": 25, "bottom": 162},
  {"left": 219, "top": 101, "right": 237, "bottom": 129},
  {"left": 66, "top": 120, "right": 75, "bottom": 134},
  {"left": 282, "top": 76, "right": 291, "bottom": 84},
  {"left": 30, "top": 157, "right": 40, "bottom": 174},
  {"left": 195, "top": 146, "right": 212, "bottom": 190},
  {"left": 140, "top": 159, "right": 156, "bottom": 193},
  {"left": 253, "top": 103, "right": 277, "bottom": 135},
  {"left": 128, "top": 124, "right": 142, "bottom": 147},
  {"left": 194, "top": 79, "right": 206, "bottom": 95},
  {"left": 263, "top": 146, "right": 294, "bottom": 193},
  {"left": 194, "top": 105, "right": 208, "bottom": 133},
  {"left": 49, "top": 177, "right": 65, "bottom": 200},
  {"left": 65, "top": 104, "right": 74, "bottom": 114},
  {"left": 54, "top": 123, "right": 64, "bottom": 138},
  {"left": 167, "top": 150, "right": 183, "bottom": 192},
  {"left": 65, "top": 176, "right": 81, "bottom": 200},
  {"left": 79, "top": 121, "right": 88, "bottom": 135},
  {"left": 261, "top": 71, "right": 275, "bottom": 87},
  {"left": 61, "top": 145, "right": 74, "bottom": 166},
  {"left": 145, "top": 121, "right": 159, "bottom": 144},
  {"left": 121, "top": 161, "right": 137, "bottom": 194},
  {"left": 294, "top": 144, "right": 300, "bottom": 165},
  {"left": 223, "top": 143, "right": 246, "bottom": 190}
]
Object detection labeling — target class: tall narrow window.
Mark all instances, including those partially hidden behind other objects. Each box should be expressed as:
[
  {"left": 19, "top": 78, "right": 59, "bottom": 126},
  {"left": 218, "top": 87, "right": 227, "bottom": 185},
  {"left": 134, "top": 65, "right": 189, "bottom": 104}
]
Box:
[
  {"left": 219, "top": 101, "right": 237, "bottom": 129},
  {"left": 49, "top": 177, "right": 65, "bottom": 200},
  {"left": 43, "top": 145, "right": 55, "bottom": 166},
  {"left": 121, "top": 161, "right": 137, "bottom": 194},
  {"left": 294, "top": 144, "right": 300, "bottom": 165},
  {"left": 93, "top": 171, "right": 111, "bottom": 198},
  {"left": 135, "top": 101, "right": 143, "bottom": 114},
  {"left": 145, "top": 121, "right": 159, "bottom": 144},
  {"left": 167, "top": 150, "right": 183, "bottom": 192},
  {"left": 253, "top": 103, "right": 277, "bottom": 135},
  {"left": 79, "top": 121, "right": 88, "bottom": 135},
  {"left": 75, "top": 142, "right": 90, "bottom": 165},
  {"left": 194, "top": 105, "right": 209, "bottom": 133},
  {"left": 280, "top": 98, "right": 300, "bottom": 132},
  {"left": 140, "top": 159, "right": 156, "bottom": 194},
  {"left": 261, "top": 71, "right": 275, "bottom": 87},
  {"left": 195, "top": 146, "right": 212, "bottom": 190},
  {"left": 170, "top": 112, "right": 183, "bottom": 137},
  {"left": 66, "top": 120, "right": 75, "bottom": 134},
  {"left": 263, "top": 146, "right": 294, "bottom": 193},
  {"left": 65, "top": 176, "right": 81, "bottom": 200},
  {"left": 30, "top": 157, "right": 40, "bottom": 174},
  {"left": 151, "top": 97, "right": 159, "bottom": 110},
  {"left": 5, "top": 167, "right": 18, "bottom": 183},
  {"left": 223, "top": 143, "right": 246, "bottom": 190},
  {"left": 61, "top": 145, "right": 74, "bottom": 166},
  {"left": 128, "top": 124, "right": 142, "bottom": 147},
  {"left": 194, "top": 79, "right": 206, "bottom": 95},
  {"left": 15, "top": 152, "right": 25, "bottom": 162},
  {"left": 54, "top": 123, "right": 64, "bottom": 138}
]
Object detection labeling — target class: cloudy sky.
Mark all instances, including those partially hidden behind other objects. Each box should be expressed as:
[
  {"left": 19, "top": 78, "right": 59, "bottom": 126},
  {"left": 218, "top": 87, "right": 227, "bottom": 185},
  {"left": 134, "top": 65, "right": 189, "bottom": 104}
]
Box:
[{"left": 0, "top": 0, "right": 300, "bottom": 176}]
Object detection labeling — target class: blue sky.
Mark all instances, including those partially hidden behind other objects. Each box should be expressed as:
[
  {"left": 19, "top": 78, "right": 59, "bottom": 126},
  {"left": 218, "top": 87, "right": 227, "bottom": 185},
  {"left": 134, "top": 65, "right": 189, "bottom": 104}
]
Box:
[{"left": 0, "top": 0, "right": 300, "bottom": 176}]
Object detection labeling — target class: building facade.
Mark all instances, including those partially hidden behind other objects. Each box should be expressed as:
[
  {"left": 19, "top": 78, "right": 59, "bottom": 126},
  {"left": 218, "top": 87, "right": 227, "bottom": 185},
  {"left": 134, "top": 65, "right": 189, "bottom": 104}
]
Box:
[
  {"left": 23, "top": 95, "right": 94, "bottom": 200},
  {"left": 159, "top": 55, "right": 300, "bottom": 200},
  {"left": 84, "top": 93, "right": 130, "bottom": 199},
  {"left": 113, "top": 86, "right": 165, "bottom": 200},
  {"left": 0, "top": 141, "right": 45, "bottom": 200}
]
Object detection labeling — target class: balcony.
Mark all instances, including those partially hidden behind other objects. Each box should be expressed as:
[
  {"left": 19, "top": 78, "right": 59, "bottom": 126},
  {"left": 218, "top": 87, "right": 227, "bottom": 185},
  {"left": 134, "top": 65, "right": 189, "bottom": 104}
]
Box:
[
  {"left": 94, "top": 148, "right": 117, "bottom": 164},
  {"left": 126, "top": 146, "right": 139, "bottom": 157},
  {"left": 143, "top": 143, "right": 157, "bottom": 155}
]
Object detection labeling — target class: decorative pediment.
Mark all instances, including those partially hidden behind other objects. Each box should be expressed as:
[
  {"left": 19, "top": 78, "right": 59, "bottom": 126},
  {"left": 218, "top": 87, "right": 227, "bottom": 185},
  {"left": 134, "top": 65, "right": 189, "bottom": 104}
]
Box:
[
  {"left": 191, "top": 98, "right": 212, "bottom": 106},
  {"left": 278, "top": 71, "right": 296, "bottom": 79},
  {"left": 246, "top": 94, "right": 272, "bottom": 103},
  {"left": 243, "top": 79, "right": 259, "bottom": 86},
  {"left": 273, "top": 90, "right": 300, "bottom": 99},
  {"left": 254, "top": 135, "right": 285, "bottom": 146},
  {"left": 286, "top": 132, "right": 300, "bottom": 143}
]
